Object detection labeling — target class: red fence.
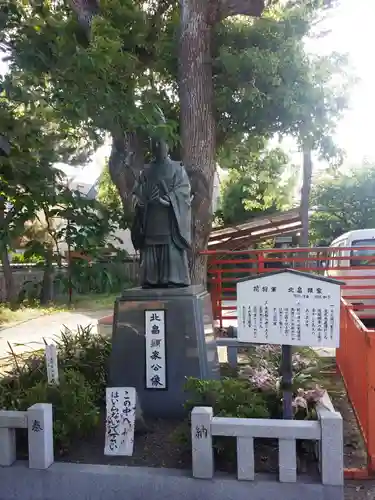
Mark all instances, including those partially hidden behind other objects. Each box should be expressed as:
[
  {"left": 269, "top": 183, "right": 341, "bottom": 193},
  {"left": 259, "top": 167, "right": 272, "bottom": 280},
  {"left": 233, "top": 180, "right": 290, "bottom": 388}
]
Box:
[
  {"left": 202, "top": 246, "right": 375, "bottom": 475},
  {"left": 337, "top": 301, "right": 375, "bottom": 475},
  {"left": 203, "top": 247, "right": 375, "bottom": 328}
]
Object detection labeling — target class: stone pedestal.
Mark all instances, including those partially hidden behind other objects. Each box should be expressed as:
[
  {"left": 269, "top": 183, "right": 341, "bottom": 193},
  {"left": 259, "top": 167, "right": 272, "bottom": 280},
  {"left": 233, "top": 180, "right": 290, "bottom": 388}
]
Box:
[{"left": 109, "top": 285, "right": 219, "bottom": 418}]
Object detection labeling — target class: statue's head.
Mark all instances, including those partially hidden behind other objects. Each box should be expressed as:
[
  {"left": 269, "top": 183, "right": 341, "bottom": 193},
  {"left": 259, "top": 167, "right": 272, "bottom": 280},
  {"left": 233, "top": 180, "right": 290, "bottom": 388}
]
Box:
[
  {"left": 149, "top": 105, "right": 169, "bottom": 163},
  {"left": 150, "top": 138, "right": 169, "bottom": 162}
]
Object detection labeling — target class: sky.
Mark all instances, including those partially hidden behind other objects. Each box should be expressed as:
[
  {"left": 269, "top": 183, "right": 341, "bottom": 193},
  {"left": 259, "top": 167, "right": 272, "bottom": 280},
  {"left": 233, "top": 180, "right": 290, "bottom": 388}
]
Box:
[
  {"left": 309, "top": 0, "right": 375, "bottom": 165},
  {"left": 1, "top": 0, "right": 374, "bottom": 185}
]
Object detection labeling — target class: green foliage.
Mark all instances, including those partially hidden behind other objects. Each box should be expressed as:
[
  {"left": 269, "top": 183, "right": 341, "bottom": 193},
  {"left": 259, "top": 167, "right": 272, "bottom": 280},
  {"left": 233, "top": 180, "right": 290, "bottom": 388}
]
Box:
[
  {"left": 216, "top": 145, "right": 298, "bottom": 225},
  {"left": 184, "top": 376, "right": 270, "bottom": 418},
  {"left": 174, "top": 376, "right": 270, "bottom": 461},
  {"left": 0, "top": 365, "right": 99, "bottom": 451},
  {"left": 2, "top": 0, "right": 351, "bottom": 164},
  {"left": 0, "top": 325, "right": 110, "bottom": 452},
  {"left": 21, "top": 370, "right": 99, "bottom": 451},
  {"left": 213, "top": 3, "right": 351, "bottom": 160},
  {"left": 97, "top": 162, "right": 123, "bottom": 214},
  {"left": 54, "top": 260, "right": 133, "bottom": 296},
  {"left": 310, "top": 163, "right": 375, "bottom": 245},
  {"left": 0, "top": 63, "right": 102, "bottom": 302},
  {"left": 50, "top": 186, "right": 118, "bottom": 255},
  {"left": 11, "top": 183, "right": 121, "bottom": 304},
  {"left": 56, "top": 325, "right": 112, "bottom": 402},
  {"left": 10, "top": 252, "right": 43, "bottom": 264},
  {"left": 96, "top": 161, "right": 131, "bottom": 228},
  {"left": 18, "top": 257, "right": 134, "bottom": 303}
]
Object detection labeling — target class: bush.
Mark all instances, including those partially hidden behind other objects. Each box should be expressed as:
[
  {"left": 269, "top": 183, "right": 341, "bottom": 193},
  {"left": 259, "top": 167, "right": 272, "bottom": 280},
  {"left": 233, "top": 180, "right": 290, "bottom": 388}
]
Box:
[
  {"left": 0, "top": 325, "right": 108, "bottom": 453},
  {"left": 54, "top": 260, "right": 135, "bottom": 296},
  {"left": 184, "top": 377, "right": 270, "bottom": 418},
  {"left": 56, "top": 325, "right": 111, "bottom": 403},
  {"left": 21, "top": 370, "right": 99, "bottom": 451},
  {"left": 173, "top": 376, "right": 270, "bottom": 462}
]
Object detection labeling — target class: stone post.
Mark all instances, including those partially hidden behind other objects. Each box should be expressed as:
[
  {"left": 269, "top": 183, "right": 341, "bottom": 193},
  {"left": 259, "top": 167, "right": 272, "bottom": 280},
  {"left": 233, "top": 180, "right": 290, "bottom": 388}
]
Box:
[
  {"left": 191, "top": 407, "right": 214, "bottom": 479},
  {"left": 319, "top": 405, "right": 343, "bottom": 485},
  {"left": 27, "top": 403, "right": 54, "bottom": 469}
]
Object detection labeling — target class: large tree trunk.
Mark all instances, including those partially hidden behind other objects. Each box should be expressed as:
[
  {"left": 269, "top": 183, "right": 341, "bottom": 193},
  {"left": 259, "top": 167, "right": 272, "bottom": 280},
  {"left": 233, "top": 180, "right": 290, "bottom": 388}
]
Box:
[
  {"left": 178, "top": 0, "right": 264, "bottom": 284},
  {"left": 0, "top": 199, "right": 17, "bottom": 304},
  {"left": 299, "top": 146, "right": 313, "bottom": 248},
  {"left": 179, "top": 0, "right": 217, "bottom": 285},
  {"left": 0, "top": 244, "right": 16, "bottom": 304},
  {"left": 40, "top": 248, "right": 54, "bottom": 305}
]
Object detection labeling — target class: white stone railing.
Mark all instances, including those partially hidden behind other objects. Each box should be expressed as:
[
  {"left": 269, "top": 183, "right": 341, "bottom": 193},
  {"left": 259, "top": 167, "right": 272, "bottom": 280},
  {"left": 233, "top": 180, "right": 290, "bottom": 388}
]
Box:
[
  {"left": 191, "top": 393, "right": 343, "bottom": 485},
  {"left": 0, "top": 403, "right": 54, "bottom": 469}
]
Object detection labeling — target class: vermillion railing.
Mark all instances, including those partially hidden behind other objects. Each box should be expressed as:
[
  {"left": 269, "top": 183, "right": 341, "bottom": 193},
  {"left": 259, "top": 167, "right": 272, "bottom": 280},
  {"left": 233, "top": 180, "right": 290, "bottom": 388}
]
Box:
[{"left": 203, "top": 247, "right": 375, "bottom": 328}]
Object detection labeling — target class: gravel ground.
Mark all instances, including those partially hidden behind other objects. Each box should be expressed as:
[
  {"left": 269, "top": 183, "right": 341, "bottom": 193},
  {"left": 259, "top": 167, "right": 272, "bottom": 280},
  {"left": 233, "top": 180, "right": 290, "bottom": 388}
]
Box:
[{"left": 346, "top": 482, "right": 375, "bottom": 500}]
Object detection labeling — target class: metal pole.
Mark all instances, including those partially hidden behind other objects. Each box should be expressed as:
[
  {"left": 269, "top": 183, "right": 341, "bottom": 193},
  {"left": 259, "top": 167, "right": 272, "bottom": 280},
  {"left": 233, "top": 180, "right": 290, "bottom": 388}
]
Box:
[{"left": 281, "top": 345, "right": 293, "bottom": 419}]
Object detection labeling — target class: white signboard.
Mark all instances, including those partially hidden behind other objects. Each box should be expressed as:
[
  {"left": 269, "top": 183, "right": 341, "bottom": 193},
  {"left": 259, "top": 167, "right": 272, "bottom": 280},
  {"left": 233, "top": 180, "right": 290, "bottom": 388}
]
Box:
[
  {"left": 104, "top": 387, "right": 136, "bottom": 456},
  {"left": 45, "top": 344, "right": 59, "bottom": 385},
  {"left": 237, "top": 271, "right": 341, "bottom": 348},
  {"left": 145, "top": 310, "right": 167, "bottom": 389}
]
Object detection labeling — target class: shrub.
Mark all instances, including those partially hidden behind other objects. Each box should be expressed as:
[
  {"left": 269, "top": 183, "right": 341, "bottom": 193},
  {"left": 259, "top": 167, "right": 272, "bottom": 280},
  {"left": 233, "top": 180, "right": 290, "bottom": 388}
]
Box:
[
  {"left": 184, "top": 376, "right": 270, "bottom": 418},
  {"left": 20, "top": 369, "right": 99, "bottom": 451},
  {"left": 0, "top": 367, "right": 99, "bottom": 452},
  {"left": 173, "top": 376, "right": 270, "bottom": 462},
  {"left": 0, "top": 325, "right": 108, "bottom": 453},
  {"left": 56, "top": 325, "right": 111, "bottom": 404}
]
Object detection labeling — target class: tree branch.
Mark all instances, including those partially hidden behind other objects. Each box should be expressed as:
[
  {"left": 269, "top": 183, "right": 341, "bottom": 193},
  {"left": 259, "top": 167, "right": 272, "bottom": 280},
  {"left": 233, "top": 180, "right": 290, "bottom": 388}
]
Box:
[{"left": 210, "top": 0, "right": 265, "bottom": 23}]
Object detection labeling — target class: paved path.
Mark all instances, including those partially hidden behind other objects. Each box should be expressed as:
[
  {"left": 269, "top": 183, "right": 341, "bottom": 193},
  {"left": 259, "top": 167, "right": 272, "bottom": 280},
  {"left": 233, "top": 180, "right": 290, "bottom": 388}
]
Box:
[
  {"left": 0, "top": 310, "right": 111, "bottom": 358},
  {"left": 0, "top": 462, "right": 344, "bottom": 500}
]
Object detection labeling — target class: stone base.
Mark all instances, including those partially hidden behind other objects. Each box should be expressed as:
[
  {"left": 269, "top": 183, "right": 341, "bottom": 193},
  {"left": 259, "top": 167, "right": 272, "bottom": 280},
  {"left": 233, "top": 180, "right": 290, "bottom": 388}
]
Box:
[{"left": 109, "top": 285, "right": 220, "bottom": 418}]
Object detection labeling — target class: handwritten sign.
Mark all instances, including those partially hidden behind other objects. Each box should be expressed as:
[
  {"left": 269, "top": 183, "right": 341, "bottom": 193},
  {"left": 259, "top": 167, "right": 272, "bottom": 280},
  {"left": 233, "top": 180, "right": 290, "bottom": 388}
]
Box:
[
  {"left": 45, "top": 344, "right": 59, "bottom": 385},
  {"left": 104, "top": 387, "right": 136, "bottom": 456},
  {"left": 237, "top": 271, "right": 341, "bottom": 348},
  {"left": 145, "top": 310, "right": 167, "bottom": 389}
]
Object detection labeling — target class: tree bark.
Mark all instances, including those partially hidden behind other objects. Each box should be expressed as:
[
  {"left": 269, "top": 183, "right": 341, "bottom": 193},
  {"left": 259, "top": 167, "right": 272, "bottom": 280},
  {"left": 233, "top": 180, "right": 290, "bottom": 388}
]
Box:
[
  {"left": 0, "top": 199, "right": 17, "bottom": 304},
  {"left": 179, "top": 0, "right": 264, "bottom": 284},
  {"left": 0, "top": 244, "right": 16, "bottom": 304},
  {"left": 40, "top": 248, "right": 54, "bottom": 305},
  {"left": 179, "top": 0, "right": 217, "bottom": 284},
  {"left": 299, "top": 146, "right": 312, "bottom": 248}
]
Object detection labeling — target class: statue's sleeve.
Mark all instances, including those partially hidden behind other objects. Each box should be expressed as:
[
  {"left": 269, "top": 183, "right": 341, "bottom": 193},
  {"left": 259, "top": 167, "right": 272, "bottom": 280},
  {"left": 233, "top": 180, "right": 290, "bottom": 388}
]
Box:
[{"left": 167, "top": 165, "right": 192, "bottom": 248}]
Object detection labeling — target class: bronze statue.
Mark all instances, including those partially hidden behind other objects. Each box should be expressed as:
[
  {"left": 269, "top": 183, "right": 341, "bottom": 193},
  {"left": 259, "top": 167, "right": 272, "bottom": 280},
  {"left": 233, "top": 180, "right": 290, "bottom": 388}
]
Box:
[{"left": 131, "top": 136, "right": 191, "bottom": 288}]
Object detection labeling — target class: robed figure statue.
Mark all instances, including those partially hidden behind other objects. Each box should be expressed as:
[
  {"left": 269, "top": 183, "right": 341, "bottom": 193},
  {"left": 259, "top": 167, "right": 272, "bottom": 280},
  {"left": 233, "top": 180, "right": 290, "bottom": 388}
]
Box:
[{"left": 131, "top": 138, "right": 191, "bottom": 288}]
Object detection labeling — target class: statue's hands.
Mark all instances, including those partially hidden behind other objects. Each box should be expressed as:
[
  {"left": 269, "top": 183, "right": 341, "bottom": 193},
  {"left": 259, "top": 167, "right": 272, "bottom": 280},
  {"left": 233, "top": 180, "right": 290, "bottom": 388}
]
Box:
[{"left": 158, "top": 196, "right": 170, "bottom": 206}]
